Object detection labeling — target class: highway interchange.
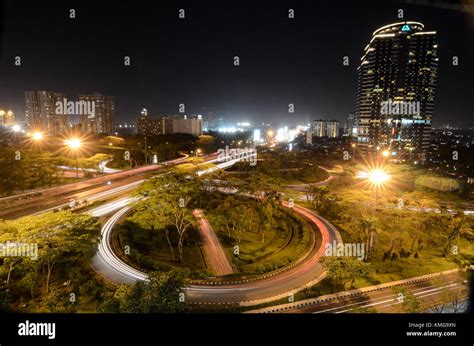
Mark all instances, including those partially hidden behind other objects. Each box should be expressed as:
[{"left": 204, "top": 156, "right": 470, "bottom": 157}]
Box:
[{"left": 0, "top": 153, "right": 469, "bottom": 312}]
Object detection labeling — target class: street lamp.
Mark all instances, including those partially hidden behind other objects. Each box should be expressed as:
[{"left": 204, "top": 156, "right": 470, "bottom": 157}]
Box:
[
  {"left": 65, "top": 138, "right": 81, "bottom": 150},
  {"left": 32, "top": 131, "right": 43, "bottom": 141},
  {"left": 351, "top": 143, "right": 356, "bottom": 162},
  {"left": 356, "top": 168, "right": 391, "bottom": 204},
  {"left": 382, "top": 150, "right": 390, "bottom": 158},
  {"left": 196, "top": 148, "right": 201, "bottom": 157},
  {"left": 65, "top": 138, "right": 82, "bottom": 179},
  {"left": 368, "top": 169, "right": 390, "bottom": 186}
]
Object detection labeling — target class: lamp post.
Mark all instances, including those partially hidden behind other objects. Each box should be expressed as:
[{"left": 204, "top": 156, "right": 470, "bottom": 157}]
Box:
[
  {"left": 31, "top": 131, "right": 44, "bottom": 151},
  {"left": 356, "top": 168, "right": 391, "bottom": 206},
  {"left": 368, "top": 169, "right": 390, "bottom": 204},
  {"left": 351, "top": 143, "right": 356, "bottom": 162},
  {"left": 32, "top": 131, "right": 43, "bottom": 142},
  {"left": 65, "top": 138, "right": 82, "bottom": 180}
]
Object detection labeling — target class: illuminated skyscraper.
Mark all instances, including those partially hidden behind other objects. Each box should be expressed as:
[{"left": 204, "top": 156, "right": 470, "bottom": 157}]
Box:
[
  {"left": 354, "top": 21, "right": 438, "bottom": 161},
  {"left": 25, "top": 91, "right": 67, "bottom": 133},
  {"left": 79, "top": 93, "right": 115, "bottom": 134}
]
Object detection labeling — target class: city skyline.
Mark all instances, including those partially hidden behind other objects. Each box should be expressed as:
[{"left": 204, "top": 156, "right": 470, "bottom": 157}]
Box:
[{"left": 1, "top": 1, "right": 473, "bottom": 128}]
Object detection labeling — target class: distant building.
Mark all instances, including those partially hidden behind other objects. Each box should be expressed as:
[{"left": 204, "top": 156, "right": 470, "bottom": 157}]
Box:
[
  {"left": 346, "top": 113, "right": 356, "bottom": 136},
  {"left": 354, "top": 21, "right": 438, "bottom": 161},
  {"left": 0, "top": 110, "right": 15, "bottom": 126},
  {"left": 137, "top": 110, "right": 202, "bottom": 137},
  {"left": 79, "top": 92, "right": 115, "bottom": 134},
  {"left": 25, "top": 91, "right": 115, "bottom": 134},
  {"left": 171, "top": 115, "right": 202, "bottom": 136},
  {"left": 137, "top": 109, "right": 165, "bottom": 136},
  {"left": 313, "top": 120, "right": 326, "bottom": 137},
  {"left": 326, "top": 120, "right": 340, "bottom": 138},
  {"left": 25, "top": 91, "right": 67, "bottom": 133},
  {"left": 312, "top": 119, "right": 340, "bottom": 138}
]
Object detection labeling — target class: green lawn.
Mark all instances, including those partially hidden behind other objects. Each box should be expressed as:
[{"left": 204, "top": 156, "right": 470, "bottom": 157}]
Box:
[{"left": 209, "top": 206, "right": 314, "bottom": 275}]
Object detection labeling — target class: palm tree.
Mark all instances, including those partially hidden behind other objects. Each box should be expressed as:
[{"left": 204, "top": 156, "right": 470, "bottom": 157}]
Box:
[
  {"left": 357, "top": 216, "right": 378, "bottom": 261},
  {"left": 442, "top": 213, "right": 471, "bottom": 257}
]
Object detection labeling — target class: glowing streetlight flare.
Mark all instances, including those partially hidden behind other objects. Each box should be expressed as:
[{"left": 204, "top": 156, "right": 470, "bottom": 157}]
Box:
[
  {"left": 65, "top": 138, "right": 81, "bottom": 150},
  {"left": 382, "top": 150, "right": 390, "bottom": 158},
  {"left": 356, "top": 169, "right": 390, "bottom": 186},
  {"left": 368, "top": 169, "right": 390, "bottom": 185},
  {"left": 32, "top": 131, "right": 43, "bottom": 141},
  {"left": 12, "top": 124, "right": 21, "bottom": 133}
]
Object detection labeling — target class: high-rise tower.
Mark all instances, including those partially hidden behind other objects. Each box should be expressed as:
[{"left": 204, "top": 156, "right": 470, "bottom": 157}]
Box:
[{"left": 355, "top": 21, "right": 438, "bottom": 162}]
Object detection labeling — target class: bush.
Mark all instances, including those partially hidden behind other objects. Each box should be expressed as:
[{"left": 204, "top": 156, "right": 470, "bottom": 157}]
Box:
[{"left": 415, "top": 176, "right": 460, "bottom": 192}]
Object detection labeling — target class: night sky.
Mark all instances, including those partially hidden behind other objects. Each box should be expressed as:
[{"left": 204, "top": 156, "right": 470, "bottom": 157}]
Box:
[{"left": 0, "top": 0, "right": 473, "bottom": 127}]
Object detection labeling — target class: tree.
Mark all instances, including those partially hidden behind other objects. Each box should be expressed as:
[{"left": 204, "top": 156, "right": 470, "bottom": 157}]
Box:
[
  {"left": 195, "top": 135, "right": 216, "bottom": 154},
  {"left": 45, "top": 290, "right": 77, "bottom": 313},
  {"left": 24, "top": 152, "right": 65, "bottom": 188},
  {"left": 0, "top": 211, "right": 101, "bottom": 294},
  {"left": 3, "top": 257, "right": 22, "bottom": 286},
  {"left": 0, "top": 147, "right": 27, "bottom": 195},
  {"left": 356, "top": 215, "right": 378, "bottom": 261},
  {"left": 408, "top": 196, "right": 436, "bottom": 252},
  {"left": 243, "top": 173, "right": 280, "bottom": 205},
  {"left": 321, "top": 257, "right": 374, "bottom": 290},
  {"left": 306, "top": 186, "right": 329, "bottom": 210},
  {"left": 114, "top": 270, "right": 188, "bottom": 313},
  {"left": 131, "top": 173, "right": 197, "bottom": 262},
  {"left": 130, "top": 199, "right": 177, "bottom": 261},
  {"left": 442, "top": 214, "right": 472, "bottom": 257}
]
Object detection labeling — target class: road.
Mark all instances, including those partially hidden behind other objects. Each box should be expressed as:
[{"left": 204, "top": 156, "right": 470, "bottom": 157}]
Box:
[
  {"left": 284, "top": 165, "right": 335, "bottom": 192},
  {"left": 92, "top": 201, "right": 342, "bottom": 305},
  {"left": 193, "top": 209, "right": 234, "bottom": 276},
  {"left": 91, "top": 206, "right": 147, "bottom": 285},
  {"left": 247, "top": 270, "right": 468, "bottom": 313},
  {"left": 0, "top": 154, "right": 200, "bottom": 220}
]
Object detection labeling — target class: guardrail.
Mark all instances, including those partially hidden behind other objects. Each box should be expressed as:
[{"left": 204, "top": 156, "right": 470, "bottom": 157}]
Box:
[{"left": 245, "top": 268, "right": 461, "bottom": 313}]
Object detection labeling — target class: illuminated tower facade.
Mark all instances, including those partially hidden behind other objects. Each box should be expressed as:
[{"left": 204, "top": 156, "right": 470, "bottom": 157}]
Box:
[{"left": 355, "top": 22, "right": 438, "bottom": 162}]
